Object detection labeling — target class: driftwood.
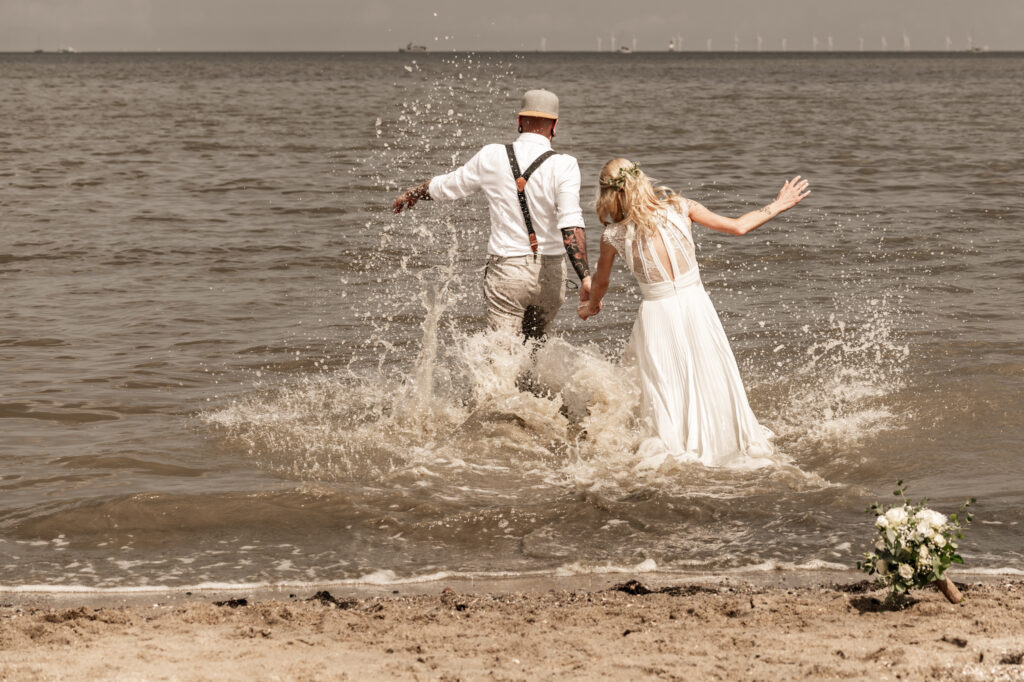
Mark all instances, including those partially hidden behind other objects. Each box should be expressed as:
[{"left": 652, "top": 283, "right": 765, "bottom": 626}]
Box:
[{"left": 934, "top": 577, "right": 962, "bottom": 604}]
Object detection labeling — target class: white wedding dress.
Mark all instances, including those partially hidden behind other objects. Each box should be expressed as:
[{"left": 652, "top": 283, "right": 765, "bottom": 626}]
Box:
[{"left": 601, "top": 203, "right": 779, "bottom": 470}]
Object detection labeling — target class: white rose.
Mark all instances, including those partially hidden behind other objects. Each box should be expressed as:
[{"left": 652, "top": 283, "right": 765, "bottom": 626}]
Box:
[
  {"left": 875, "top": 539, "right": 886, "bottom": 551},
  {"left": 876, "top": 515, "right": 890, "bottom": 529},
  {"left": 875, "top": 559, "right": 889, "bottom": 575},
  {"left": 918, "top": 509, "right": 947, "bottom": 529},
  {"left": 933, "top": 533, "right": 946, "bottom": 548},
  {"left": 885, "top": 506, "right": 909, "bottom": 526},
  {"left": 916, "top": 521, "right": 932, "bottom": 537},
  {"left": 898, "top": 563, "right": 914, "bottom": 580}
]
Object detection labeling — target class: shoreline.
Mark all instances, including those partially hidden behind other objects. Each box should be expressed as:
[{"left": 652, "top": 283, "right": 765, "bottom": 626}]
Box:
[
  {"left": 1, "top": 567, "right": 1017, "bottom": 607},
  {"left": 3, "top": 575, "right": 1023, "bottom": 680}
]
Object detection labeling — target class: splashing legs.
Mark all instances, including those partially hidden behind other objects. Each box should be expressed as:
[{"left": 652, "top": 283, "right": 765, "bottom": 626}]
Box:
[{"left": 521, "top": 305, "right": 546, "bottom": 341}]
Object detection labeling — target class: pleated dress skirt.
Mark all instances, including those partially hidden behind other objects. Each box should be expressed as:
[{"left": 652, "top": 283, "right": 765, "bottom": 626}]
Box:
[{"left": 626, "top": 273, "right": 778, "bottom": 470}]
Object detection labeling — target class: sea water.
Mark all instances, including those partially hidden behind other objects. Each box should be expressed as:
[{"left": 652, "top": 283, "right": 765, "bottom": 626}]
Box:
[{"left": 1, "top": 52, "right": 1021, "bottom": 589}]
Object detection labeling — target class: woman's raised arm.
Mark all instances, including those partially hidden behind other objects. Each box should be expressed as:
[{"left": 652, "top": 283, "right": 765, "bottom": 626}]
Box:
[{"left": 687, "top": 175, "right": 810, "bottom": 236}]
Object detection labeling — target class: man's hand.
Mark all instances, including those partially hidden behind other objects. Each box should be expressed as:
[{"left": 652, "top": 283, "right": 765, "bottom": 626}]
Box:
[
  {"left": 579, "top": 275, "right": 593, "bottom": 305},
  {"left": 392, "top": 190, "right": 417, "bottom": 213},
  {"left": 576, "top": 300, "right": 601, "bottom": 320},
  {"left": 577, "top": 276, "right": 601, "bottom": 319},
  {"left": 392, "top": 181, "right": 431, "bottom": 214}
]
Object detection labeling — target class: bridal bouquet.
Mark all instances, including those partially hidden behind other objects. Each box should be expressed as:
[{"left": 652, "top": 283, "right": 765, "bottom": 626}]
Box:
[{"left": 858, "top": 481, "right": 974, "bottom": 602}]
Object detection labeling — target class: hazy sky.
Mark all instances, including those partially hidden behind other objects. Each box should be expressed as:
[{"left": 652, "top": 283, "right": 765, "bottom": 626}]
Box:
[{"left": 2, "top": 0, "right": 1021, "bottom": 52}]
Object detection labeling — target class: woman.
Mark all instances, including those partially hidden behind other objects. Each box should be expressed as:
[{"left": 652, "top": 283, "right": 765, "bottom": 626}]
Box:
[{"left": 578, "top": 159, "right": 810, "bottom": 469}]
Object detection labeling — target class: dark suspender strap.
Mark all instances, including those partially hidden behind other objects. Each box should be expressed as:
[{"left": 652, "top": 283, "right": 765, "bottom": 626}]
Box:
[
  {"left": 505, "top": 143, "right": 522, "bottom": 182},
  {"left": 521, "top": 150, "right": 557, "bottom": 182},
  {"left": 505, "top": 144, "right": 557, "bottom": 256}
]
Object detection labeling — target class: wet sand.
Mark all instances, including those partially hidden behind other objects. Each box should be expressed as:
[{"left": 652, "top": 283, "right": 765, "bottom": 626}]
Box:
[{"left": 2, "top": 576, "right": 1023, "bottom": 681}]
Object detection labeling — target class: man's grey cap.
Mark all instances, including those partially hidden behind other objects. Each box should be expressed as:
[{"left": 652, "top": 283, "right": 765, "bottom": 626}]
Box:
[{"left": 519, "top": 89, "right": 559, "bottom": 119}]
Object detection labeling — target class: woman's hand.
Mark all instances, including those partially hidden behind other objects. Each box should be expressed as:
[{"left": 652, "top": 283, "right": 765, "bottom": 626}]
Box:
[
  {"left": 774, "top": 175, "right": 811, "bottom": 212},
  {"left": 577, "top": 301, "right": 601, "bottom": 320}
]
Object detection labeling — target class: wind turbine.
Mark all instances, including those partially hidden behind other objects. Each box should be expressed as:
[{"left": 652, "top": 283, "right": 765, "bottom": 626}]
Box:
[
  {"left": 827, "top": 34, "right": 834, "bottom": 51},
  {"left": 812, "top": 35, "right": 819, "bottom": 51},
  {"left": 881, "top": 35, "right": 888, "bottom": 51},
  {"left": 597, "top": 36, "right": 602, "bottom": 51},
  {"left": 945, "top": 35, "right": 952, "bottom": 51},
  {"left": 632, "top": 35, "right": 637, "bottom": 52},
  {"left": 781, "top": 37, "right": 787, "bottom": 52},
  {"left": 706, "top": 37, "right": 713, "bottom": 52},
  {"left": 757, "top": 33, "right": 763, "bottom": 52},
  {"left": 902, "top": 31, "right": 910, "bottom": 51},
  {"left": 859, "top": 35, "right": 865, "bottom": 52},
  {"left": 734, "top": 33, "right": 739, "bottom": 52}
]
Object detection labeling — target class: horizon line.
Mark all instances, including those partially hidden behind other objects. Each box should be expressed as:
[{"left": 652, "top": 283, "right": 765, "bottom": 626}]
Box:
[{"left": 4, "top": 49, "right": 1018, "bottom": 54}]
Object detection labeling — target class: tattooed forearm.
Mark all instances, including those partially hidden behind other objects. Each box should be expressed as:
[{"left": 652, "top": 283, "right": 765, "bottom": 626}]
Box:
[
  {"left": 393, "top": 180, "right": 432, "bottom": 213},
  {"left": 758, "top": 205, "right": 774, "bottom": 217},
  {"left": 561, "top": 226, "right": 590, "bottom": 281},
  {"left": 407, "top": 181, "right": 432, "bottom": 201}
]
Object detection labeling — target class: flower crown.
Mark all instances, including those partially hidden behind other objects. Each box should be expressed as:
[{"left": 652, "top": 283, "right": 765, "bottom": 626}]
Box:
[{"left": 600, "top": 162, "right": 640, "bottom": 191}]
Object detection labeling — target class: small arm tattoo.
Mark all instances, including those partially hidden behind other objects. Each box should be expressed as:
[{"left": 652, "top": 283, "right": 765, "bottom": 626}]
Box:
[
  {"left": 561, "top": 226, "right": 590, "bottom": 281},
  {"left": 758, "top": 205, "right": 773, "bottom": 217}
]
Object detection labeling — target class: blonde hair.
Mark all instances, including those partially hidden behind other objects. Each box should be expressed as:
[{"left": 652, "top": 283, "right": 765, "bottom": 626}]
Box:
[{"left": 595, "top": 158, "right": 684, "bottom": 236}]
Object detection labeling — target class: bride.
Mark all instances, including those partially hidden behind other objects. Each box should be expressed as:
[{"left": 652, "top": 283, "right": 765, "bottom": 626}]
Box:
[{"left": 578, "top": 159, "right": 810, "bottom": 470}]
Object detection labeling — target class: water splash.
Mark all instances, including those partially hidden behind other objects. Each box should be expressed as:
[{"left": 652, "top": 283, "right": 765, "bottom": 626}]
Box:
[
  {"left": 757, "top": 294, "right": 910, "bottom": 460},
  {"left": 206, "top": 53, "right": 904, "bottom": 520}
]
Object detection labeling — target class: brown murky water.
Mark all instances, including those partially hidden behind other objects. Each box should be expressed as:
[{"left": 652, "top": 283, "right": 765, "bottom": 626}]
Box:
[{"left": 1, "top": 52, "right": 1021, "bottom": 589}]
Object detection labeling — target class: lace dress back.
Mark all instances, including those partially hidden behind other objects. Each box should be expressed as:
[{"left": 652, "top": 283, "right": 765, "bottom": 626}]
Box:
[{"left": 601, "top": 204, "right": 700, "bottom": 293}]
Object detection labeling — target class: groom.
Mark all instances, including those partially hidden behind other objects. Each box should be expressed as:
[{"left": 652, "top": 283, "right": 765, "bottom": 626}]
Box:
[{"left": 392, "top": 89, "right": 591, "bottom": 340}]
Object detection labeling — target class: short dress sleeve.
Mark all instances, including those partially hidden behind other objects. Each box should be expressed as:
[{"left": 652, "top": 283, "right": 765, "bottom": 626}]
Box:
[
  {"left": 600, "top": 223, "right": 626, "bottom": 258},
  {"left": 601, "top": 221, "right": 648, "bottom": 281}
]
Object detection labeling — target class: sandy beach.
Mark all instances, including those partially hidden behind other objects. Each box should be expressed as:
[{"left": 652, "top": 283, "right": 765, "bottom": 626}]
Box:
[{"left": 2, "top": 576, "right": 1023, "bottom": 681}]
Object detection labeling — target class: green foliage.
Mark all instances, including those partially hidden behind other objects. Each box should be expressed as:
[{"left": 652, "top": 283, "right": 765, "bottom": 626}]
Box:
[{"left": 856, "top": 482, "right": 974, "bottom": 597}]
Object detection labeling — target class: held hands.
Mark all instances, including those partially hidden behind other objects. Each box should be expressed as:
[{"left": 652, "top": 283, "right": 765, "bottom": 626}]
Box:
[
  {"left": 577, "top": 276, "right": 602, "bottom": 320},
  {"left": 577, "top": 301, "right": 600, "bottom": 320},
  {"left": 774, "top": 175, "right": 811, "bottom": 212}
]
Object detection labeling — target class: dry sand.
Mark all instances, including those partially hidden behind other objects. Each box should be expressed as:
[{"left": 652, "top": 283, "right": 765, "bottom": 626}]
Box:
[{"left": 2, "top": 577, "right": 1023, "bottom": 681}]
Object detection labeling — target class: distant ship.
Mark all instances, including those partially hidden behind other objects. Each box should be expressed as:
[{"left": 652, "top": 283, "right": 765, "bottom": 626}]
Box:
[
  {"left": 58, "top": 46, "right": 77, "bottom": 54},
  {"left": 617, "top": 45, "right": 633, "bottom": 54},
  {"left": 399, "top": 43, "right": 428, "bottom": 53}
]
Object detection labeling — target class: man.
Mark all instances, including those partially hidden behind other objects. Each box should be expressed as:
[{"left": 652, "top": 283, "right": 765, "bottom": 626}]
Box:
[{"left": 392, "top": 89, "right": 591, "bottom": 340}]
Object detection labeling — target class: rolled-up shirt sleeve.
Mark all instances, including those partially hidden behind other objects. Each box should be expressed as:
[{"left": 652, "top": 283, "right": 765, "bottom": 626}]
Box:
[
  {"left": 555, "top": 156, "right": 585, "bottom": 230},
  {"left": 428, "top": 148, "right": 485, "bottom": 201}
]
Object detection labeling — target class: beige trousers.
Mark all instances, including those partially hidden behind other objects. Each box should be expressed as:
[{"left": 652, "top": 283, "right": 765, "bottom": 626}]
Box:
[{"left": 483, "top": 254, "right": 567, "bottom": 339}]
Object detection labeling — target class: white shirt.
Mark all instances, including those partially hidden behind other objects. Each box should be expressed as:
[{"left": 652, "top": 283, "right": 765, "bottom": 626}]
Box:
[{"left": 428, "top": 132, "right": 584, "bottom": 257}]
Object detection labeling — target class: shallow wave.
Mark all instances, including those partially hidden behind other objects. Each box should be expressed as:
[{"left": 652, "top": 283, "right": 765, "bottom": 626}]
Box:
[{"left": 7, "top": 563, "right": 1024, "bottom": 596}]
